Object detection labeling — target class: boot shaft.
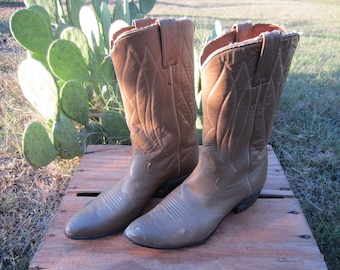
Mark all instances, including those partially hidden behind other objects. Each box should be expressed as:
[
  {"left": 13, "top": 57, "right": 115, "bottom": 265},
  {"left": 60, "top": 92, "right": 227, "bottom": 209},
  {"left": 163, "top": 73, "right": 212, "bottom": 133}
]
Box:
[
  {"left": 200, "top": 23, "right": 299, "bottom": 167},
  {"left": 110, "top": 18, "right": 198, "bottom": 177}
]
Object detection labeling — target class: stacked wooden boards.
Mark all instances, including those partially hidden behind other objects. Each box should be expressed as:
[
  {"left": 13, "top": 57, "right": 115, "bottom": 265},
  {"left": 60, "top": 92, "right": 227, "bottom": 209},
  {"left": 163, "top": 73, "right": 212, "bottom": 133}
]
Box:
[{"left": 30, "top": 145, "right": 327, "bottom": 270}]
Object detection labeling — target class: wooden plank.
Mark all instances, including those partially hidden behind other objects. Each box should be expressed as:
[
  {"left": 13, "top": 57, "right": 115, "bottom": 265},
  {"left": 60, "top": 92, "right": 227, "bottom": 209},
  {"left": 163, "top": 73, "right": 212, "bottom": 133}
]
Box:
[
  {"left": 29, "top": 145, "right": 327, "bottom": 270},
  {"left": 67, "top": 145, "right": 293, "bottom": 197},
  {"left": 264, "top": 146, "right": 293, "bottom": 195},
  {"left": 66, "top": 145, "right": 130, "bottom": 194},
  {"left": 30, "top": 198, "right": 327, "bottom": 270}
]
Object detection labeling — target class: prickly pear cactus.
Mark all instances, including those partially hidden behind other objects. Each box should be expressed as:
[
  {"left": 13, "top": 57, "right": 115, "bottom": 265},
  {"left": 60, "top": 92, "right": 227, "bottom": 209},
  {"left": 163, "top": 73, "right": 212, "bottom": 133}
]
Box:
[{"left": 10, "top": 0, "right": 157, "bottom": 167}]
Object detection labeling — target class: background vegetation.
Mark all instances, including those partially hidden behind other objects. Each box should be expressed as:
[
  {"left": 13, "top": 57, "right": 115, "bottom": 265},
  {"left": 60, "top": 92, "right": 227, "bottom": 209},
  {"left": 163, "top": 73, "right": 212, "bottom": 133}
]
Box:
[{"left": 1, "top": 0, "right": 339, "bottom": 269}]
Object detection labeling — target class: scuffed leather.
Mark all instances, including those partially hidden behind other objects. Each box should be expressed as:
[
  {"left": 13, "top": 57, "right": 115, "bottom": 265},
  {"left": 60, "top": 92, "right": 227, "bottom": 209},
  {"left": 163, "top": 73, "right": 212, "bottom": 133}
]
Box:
[
  {"left": 125, "top": 22, "right": 299, "bottom": 249},
  {"left": 64, "top": 18, "right": 199, "bottom": 239}
]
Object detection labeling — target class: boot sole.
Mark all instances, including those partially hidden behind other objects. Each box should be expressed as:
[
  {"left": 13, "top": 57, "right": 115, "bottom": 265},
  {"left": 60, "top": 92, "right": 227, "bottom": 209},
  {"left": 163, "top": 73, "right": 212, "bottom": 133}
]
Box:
[
  {"left": 64, "top": 223, "right": 128, "bottom": 240},
  {"left": 233, "top": 186, "right": 263, "bottom": 214},
  {"left": 153, "top": 174, "right": 189, "bottom": 198}
]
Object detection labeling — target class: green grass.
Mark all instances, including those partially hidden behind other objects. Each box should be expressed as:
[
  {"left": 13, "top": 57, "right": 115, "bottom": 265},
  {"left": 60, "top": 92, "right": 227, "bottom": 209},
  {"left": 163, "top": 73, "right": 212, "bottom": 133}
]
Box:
[{"left": 0, "top": 0, "right": 339, "bottom": 269}]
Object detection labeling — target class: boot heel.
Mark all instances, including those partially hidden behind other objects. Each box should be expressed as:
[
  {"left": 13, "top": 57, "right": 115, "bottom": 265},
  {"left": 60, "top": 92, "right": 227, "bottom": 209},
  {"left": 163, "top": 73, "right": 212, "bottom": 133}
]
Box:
[
  {"left": 233, "top": 187, "right": 262, "bottom": 214},
  {"left": 153, "top": 174, "right": 188, "bottom": 198}
]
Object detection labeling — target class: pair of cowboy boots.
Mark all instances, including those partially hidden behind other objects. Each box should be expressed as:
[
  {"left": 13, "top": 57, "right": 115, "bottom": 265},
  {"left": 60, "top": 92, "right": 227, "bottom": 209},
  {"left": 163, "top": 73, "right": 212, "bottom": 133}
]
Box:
[{"left": 65, "top": 18, "right": 299, "bottom": 249}]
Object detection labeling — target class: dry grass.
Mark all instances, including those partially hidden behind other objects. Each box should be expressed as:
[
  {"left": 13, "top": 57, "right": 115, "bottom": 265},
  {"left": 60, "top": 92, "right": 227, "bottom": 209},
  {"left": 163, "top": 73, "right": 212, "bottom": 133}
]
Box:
[{"left": 0, "top": 149, "right": 77, "bottom": 269}]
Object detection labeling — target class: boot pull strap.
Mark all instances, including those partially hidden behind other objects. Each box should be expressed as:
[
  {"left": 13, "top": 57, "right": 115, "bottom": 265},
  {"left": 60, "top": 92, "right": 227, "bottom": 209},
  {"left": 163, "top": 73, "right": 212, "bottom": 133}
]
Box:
[
  {"left": 253, "top": 30, "right": 282, "bottom": 86},
  {"left": 157, "top": 19, "right": 177, "bottom": 69},
  {"left": 233, "top": 22, "right": 253, "bottom": 42},
  {"left": 233, "top": 22, "right": 286, "bottom": 41},
  {"left": 133, "top": 17, "right": 156, "bottom": 28}
]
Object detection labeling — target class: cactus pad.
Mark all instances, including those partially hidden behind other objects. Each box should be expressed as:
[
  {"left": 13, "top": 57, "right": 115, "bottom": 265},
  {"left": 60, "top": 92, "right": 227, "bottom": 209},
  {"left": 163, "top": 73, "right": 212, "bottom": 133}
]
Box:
[
  {"left": 100, "top": 2, "right": 111, "bottom": 51},
  {"left": 61, "top": 26, "right": 92, "bottom": 67},
  {"left": 79, "top": 122, "right": 104, "bottom": 146},
  {"left": 53, "top": 115, "right": 83, "bottom": 159},
  {"left": 24, "top": 0, "right": 59, "bottom": 25},
  {"left": 23, "top": 121, "right": 59, "bottom": 168},
  {"left": 99, "top": 56, "right": 116, "bottom": 88},
  {"left": 27, "top": 4, "right": 51, "bottom": 27},
  {"left": 92, "top": 0, "right": 108, "bottom": 17},
  {"left": 60, "top": 80, "right": 89, "bottom": 126},
  {"left": 66, "top": 0, "right": 86, "bottom": 29},
  {"left": 18, "top": 58, "right": 59, "bottom": 120},
  {"left": 112, "top": 2, "right": 124, "bottom": 21},
  {"left": 10, "top": 8, "right": 53, "bottom": 54},
  {"left": 48, "top": 39, "right": 91, "bottom": 82},
  {"left": 79, "top": 6, "right": 101, "bottom": 53},
  {"left": 101, "top": 110, "right": 129, "bottom": 140},
  {"left": 128, "top": 1, "right": 139, "bottom": 21},
  {"left": 140, "top": 0, "right": 157, "bottom": 14}
]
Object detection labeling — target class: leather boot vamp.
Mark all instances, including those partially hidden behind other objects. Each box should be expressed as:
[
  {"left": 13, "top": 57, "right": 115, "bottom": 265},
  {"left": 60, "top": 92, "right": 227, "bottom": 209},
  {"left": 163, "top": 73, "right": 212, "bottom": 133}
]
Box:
[{"left": 125, "top": 148, "right": 267, "bottom": 248}]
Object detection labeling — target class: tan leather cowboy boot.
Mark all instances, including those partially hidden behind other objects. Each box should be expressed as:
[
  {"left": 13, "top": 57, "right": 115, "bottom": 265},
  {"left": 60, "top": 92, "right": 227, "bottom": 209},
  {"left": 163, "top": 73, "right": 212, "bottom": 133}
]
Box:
[
  {"left": 65, "top": 18, "right": 199, "bottom": 239},
  {"left": 124, "top": 22, "right": 300, "bottom": 248}
]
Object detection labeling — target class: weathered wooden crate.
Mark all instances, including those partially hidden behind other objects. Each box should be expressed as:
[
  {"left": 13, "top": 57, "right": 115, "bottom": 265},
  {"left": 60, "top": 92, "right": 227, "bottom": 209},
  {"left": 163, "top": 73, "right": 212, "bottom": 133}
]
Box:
[{"left": 30, "top": 145, "right": 327, "bottom": 270}]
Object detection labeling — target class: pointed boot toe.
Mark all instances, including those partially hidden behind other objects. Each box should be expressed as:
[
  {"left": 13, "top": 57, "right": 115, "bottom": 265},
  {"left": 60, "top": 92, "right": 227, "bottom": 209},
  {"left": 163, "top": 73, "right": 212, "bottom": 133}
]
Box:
[
  {"left": 64, "top": 191, "right": 128, "bottom": 240},
  {"left": 124, "top": 208, "right": 192, "bottom": 249},
  {"left": 124, "top": 216, "right": 166, "bottom": 249},
  {"left": 64, "top": 215, "right": 92, "bottom": 239},
  {"left": 64, "top": 211, "right": 109, "bottom": 240},
  {"left": 64, "top": 216, "right": 86, "bottom": 239}
]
